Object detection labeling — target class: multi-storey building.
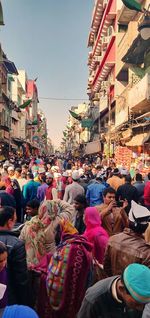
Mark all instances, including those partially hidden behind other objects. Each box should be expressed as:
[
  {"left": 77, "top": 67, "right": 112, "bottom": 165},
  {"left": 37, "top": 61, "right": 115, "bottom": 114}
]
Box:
[
  {"left": 87, "top": 0, "right": 150, "bottom": 163},
  {"left": 115, "top": 1, "right": 150, "bottom": 162},
  {"left": 0, "top": 50, "right": 18, "bottom": 158},
  {"left": 87, "top": 0, "right": 122, "bottom": 155}
]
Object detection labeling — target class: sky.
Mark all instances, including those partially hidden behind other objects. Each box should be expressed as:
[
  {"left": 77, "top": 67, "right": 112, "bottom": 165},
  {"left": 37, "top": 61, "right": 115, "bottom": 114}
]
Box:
[{"left": 1, "top": 0, "right": 93, "bottom": 148}]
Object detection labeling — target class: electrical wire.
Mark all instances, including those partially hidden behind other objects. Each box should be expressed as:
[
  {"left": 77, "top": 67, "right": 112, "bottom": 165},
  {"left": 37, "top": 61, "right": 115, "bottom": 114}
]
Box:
[{"left": 39, "top": 97, "right": 89, "bottom": 101}]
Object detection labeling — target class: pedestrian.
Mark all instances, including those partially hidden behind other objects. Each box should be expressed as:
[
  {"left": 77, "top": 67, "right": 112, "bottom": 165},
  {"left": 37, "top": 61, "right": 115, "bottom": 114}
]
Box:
[
  {"left": 83, "top": 207, "right": 109, "bottom": 264},
  {"left": 133, "top": 173, "right": 145, "bottom": 204},
  {"left": 107, "top": 168, "right": 124, "bottom": 191},
  {"left": 0, "top": 204, "right": 29, "bottom": 305},
  {"left": 2, "top": 178, "right": 14, "bottom": 196},
  {"left": 45, "top": 173, "right": 57, "bottom": 200},
  {"left": 86, "top": 175, "right": 106, "bottom": 207},
  {"left": 0, "top": 242, "right": 8, "bottom": 311},
  {"left": 96, "top": 187, "right": 128, "bottom": 236},
  {"left": 63, "top": 171, "right": 84, "bottom": 204},
  {"left": 45, "top": 220, "right": 93, "bottom": 318},
  {"left": 20, "top": 199, "right": 75, "bottom": 268},
  {"left": 104, "top": 201, "right": 150, "bottom": 277},
  {"left": 73, "top": 194, "right": 86, "bottom": 234},
  {"left": 37, "top": 175, "right": 48, "bottom": 202},
  {"left": 7, "top": 167, "right": 15, "bottom": 180},
  {"left": 77, "top": 263, "right": 150, "bottom": 318},
  {"left": 22, "top": 173, "right": 40, "bottom": 205},
  {"left": 24, "top": 199, "right": 40, "bottom": 221},
  {"left": 116, "top": 174, "right": 138, "bottom": 214},
  {"left": 144, "top": 173, "right": 150, "bottom": 210}
]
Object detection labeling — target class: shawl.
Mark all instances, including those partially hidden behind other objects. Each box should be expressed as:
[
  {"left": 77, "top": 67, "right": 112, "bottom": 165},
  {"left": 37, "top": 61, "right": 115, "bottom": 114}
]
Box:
[{"left": 20, "top": 200, "right": 60, "bottom": 268}]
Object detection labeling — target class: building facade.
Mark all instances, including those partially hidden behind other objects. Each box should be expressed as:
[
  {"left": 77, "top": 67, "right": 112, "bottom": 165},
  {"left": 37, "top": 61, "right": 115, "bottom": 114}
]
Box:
[{"left": 87, "top": 0, "right": 150, "bottom": 166}]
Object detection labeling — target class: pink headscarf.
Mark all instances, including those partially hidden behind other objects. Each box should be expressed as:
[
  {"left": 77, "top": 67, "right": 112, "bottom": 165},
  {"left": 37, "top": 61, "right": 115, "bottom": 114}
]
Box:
[{"left": 83, "top": 207, "right": 109, "bottom": 263}]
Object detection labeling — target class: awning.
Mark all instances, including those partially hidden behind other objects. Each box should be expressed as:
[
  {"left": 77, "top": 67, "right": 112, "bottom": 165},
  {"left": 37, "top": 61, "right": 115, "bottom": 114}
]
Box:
[
  {"left": 126, "top": 133, "right": 150, "bottom": 146},
  {"left": 3, "top": 60, "right": 18, "bottom": 75}
]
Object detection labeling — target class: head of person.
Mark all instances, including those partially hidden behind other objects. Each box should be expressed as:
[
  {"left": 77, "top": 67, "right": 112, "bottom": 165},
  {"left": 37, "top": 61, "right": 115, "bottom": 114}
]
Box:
[
  {"left": 38, "top": 168, "right": 46, "bottom": 182},
  {"left": 125, "top": 175, "right": 132, "bottom": 184},
  {"left": 46, "top": 173, "right": 54, "bottom": 186},
  {"left": 15, "top": 168, "right": 22, "bottom": 179},
  {"left": 0, "top": 191, "right": 16, "bottom": 210},
  {"left": 95, "top": 174, "right": 103, "bottom": 183},
  {"left": 7, "top": 166, "right": 14, "bottom": 177},
  {"left": 22, "top": 164, "right": 28, "bottom": 174},
  {"left": 0, "top": 242, "right": 7, "bottom": 272},
  {"left": 72, "top": 171, "right": 80, "bottom": 182},
  {"left": 128, "top": 201, "right": 150, "bottom": 234},
  {"left": 148, "top": 172, "right": 150, "bottom": 181},
  {"left": 2, "top": 305, "right": 39, "bottom": 318},
  {"left": 117, "top": 263, "right": 150, "bottom": 311},
  {"left": 21, "top": 172, "right": 27, "bottom": 179},
  {"left": 74, "top": 194, "right": 87, "bottom": 212},
  {"left": 135, "top": 173, "right": 143, "bottom": 182},
  {"left": 103, "top": 187, "right": 116, "bottom": 205},
  {"left": 27, "top": 172, "right": 34, "bottom": 181},
  {"left": 3, "top": 164, "right": 8, "bottom": 172},
  {"left": 2, "top": 177, "right": 11, "bottom": 188},
  {"left": 91, "top": 167, "right": 97, "bottom": 177},
  {"left": 113, "top": 168, "right": 120, "bottom": 176},
  {"left": 0, "top": 206, "right": 17, "bottom": 230},
  {"left": 84, "top": 207, "right": 102, "bottom": 229},
  {"left": 26, "top": 199, "right": 40, "bottom": 218},
  {"left": 62, "top": 171, "right": 69, "bottom": 180}
]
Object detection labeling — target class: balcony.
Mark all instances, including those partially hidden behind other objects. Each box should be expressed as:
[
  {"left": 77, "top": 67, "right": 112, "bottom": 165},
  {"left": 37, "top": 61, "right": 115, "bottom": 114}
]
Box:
[
  {"left": 116, "top": 22, "right": 138, "bottom": 76},
  {"left": 100, "top": 95, "right": 108, "bottom": 112},
  {"left": 128, "top": 73, "right": 150, "bottom": 114},
  {"left": 115, "top": 86, "right": 129, "bottom": 127}
]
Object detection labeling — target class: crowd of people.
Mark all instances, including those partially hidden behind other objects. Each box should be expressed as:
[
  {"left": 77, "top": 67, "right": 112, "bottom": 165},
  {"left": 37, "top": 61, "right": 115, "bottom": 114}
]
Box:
[{"left": 0, "top": 154, "right": 149, "bottom": 317}]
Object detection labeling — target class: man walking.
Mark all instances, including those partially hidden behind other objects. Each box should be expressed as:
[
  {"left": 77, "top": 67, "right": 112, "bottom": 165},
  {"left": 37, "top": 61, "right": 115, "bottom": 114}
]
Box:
[
  {"left": 63, "top": 171, "right": 84, "bottom": 205},
  {"left": 78, "top": 263, "right": 150, "bottom": 318}
]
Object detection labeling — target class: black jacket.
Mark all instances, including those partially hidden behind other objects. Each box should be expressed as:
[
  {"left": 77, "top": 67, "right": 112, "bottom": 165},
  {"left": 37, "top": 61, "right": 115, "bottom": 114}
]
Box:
[{"left": 0, "top": 230, "right": 29, "bottom": 305}]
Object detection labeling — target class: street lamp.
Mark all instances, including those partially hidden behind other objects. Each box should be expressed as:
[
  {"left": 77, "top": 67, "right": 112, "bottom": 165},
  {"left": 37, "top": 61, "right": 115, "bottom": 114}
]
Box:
[{"left": 138, "top": 13, "right": 150, "bottom": 40}]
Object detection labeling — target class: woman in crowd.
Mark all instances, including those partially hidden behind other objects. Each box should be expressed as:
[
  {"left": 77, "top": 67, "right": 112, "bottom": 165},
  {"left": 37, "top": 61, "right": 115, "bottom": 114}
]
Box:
[
  {"left": 2, "top": 177, "right": 14, "bottom": 196},
  {"left": 41, "top": 219, "right": 93, "bottom": 318},
  {"left": 19, "top": 199, "right": 75, "bottom": 268},
  {"left": 83, "top": 207, "right": 109, "bottom": 264}
]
